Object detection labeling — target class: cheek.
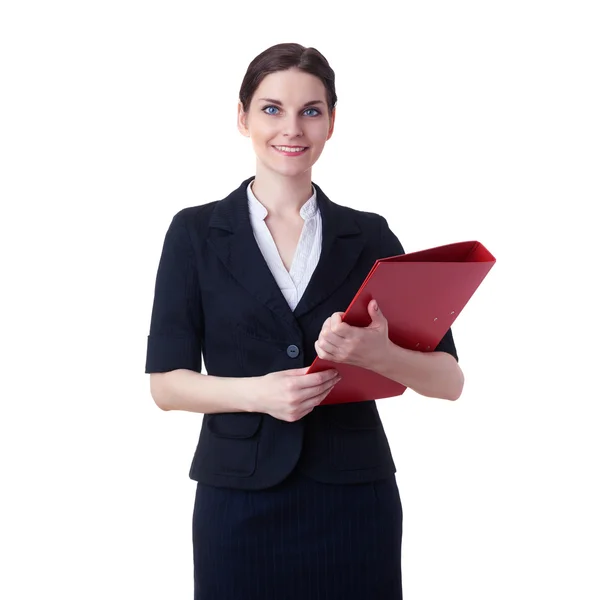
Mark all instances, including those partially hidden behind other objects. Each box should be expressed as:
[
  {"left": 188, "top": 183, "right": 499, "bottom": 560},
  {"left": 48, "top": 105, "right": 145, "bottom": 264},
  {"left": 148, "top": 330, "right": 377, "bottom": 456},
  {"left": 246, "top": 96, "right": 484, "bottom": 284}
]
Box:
[
  {"left": 252, "top": 125, "right": 279, "bottom": 146},
  {"left": 250, "top": 134, "right": 273, "bottom": 153},
  {"left": 307, "top": 124, "right": 331, "bottom": 147}
]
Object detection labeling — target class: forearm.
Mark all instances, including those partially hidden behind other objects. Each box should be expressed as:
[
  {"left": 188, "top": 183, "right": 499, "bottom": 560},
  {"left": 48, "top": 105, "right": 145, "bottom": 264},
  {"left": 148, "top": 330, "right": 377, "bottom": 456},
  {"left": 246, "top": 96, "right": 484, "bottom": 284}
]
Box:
[
  {"left": 372, "top": 341, "right": 464, "bottom": 401},
  {"left": 150, "top": 369, "right": 256, "bottom": 414}
]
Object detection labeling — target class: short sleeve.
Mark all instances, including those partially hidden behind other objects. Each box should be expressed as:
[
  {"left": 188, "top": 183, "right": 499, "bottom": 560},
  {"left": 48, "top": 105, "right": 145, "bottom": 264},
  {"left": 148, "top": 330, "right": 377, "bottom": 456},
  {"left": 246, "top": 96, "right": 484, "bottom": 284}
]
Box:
[
  {"left": 145, "top": 212, "right": 203, "bottom": 373},
  {"left": 379, "top": 216, "right": 459, "bottom": 362},
  {"left": 433, "top": 327, "right": 458, "bottom": 362}
]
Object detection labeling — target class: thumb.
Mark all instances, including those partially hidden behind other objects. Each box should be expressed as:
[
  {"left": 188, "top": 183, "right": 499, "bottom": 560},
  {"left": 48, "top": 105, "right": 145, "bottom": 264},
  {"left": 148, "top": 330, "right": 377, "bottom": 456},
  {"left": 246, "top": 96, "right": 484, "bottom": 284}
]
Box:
[{"left": 367, "top": 299, "right": 385, "bottom": 325}]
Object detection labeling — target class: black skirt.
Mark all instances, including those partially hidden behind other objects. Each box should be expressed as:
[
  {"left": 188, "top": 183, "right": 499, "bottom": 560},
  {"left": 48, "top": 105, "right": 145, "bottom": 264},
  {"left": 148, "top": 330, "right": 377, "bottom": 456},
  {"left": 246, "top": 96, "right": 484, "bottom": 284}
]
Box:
[{"left": 192, "top": 467, "right": 403, "bottom": 599}]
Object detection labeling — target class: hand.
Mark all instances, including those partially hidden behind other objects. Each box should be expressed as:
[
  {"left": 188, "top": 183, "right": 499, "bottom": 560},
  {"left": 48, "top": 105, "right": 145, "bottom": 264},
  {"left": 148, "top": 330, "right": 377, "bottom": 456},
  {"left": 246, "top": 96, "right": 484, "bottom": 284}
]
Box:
[
  {"left": 315, "top": 299, "right": 390, "bottom": 370},
  {"left": 252, "top": 367, "right": 341, "bottom": 422}
]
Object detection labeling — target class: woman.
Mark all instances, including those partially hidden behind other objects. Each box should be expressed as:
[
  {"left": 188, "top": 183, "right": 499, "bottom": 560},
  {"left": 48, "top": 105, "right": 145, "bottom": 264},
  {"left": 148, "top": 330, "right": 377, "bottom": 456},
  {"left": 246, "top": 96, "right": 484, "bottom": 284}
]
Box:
[{"left": 145, "top": 42, "right": 464, "bottom": 600}]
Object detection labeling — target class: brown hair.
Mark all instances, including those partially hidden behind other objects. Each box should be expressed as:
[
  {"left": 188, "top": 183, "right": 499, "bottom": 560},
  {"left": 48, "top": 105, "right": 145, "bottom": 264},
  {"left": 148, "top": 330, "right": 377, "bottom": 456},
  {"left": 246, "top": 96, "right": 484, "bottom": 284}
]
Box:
[{"left": 239, "top": 43, "right": 337, "bottom": 116}]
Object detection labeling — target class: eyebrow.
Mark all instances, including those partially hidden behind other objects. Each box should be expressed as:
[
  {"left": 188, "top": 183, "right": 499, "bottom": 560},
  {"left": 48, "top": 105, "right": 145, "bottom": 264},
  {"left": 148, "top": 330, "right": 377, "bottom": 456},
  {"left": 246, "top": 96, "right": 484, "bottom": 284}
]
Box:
[{"left": 257, "top": 98, "right": 325, "bottom": 107}]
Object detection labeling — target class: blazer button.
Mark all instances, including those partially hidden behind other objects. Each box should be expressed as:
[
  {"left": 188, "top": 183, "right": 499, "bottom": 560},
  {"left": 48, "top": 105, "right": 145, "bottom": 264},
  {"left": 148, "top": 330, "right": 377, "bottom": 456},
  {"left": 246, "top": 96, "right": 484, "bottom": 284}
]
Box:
[{"left": 286, "top": 344, "right": 300, "bottom": 358}]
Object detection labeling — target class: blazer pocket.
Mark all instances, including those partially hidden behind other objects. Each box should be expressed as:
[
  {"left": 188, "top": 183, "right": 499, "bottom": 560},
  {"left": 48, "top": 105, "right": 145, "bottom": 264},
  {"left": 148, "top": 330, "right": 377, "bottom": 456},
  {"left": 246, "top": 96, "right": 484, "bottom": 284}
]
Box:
[
  {"left": 204, "top": 413, "right": 263, "bottom": 477},
  {"left": 207, "top": 412, "right": 263, "bottom": 438}
]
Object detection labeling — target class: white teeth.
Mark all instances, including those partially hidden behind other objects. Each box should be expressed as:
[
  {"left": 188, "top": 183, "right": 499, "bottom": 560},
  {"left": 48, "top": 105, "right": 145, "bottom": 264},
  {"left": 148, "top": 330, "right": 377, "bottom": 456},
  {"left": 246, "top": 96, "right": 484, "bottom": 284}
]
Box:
[{"left": 274, "top": 146, "right": 307, "bottom": 153}]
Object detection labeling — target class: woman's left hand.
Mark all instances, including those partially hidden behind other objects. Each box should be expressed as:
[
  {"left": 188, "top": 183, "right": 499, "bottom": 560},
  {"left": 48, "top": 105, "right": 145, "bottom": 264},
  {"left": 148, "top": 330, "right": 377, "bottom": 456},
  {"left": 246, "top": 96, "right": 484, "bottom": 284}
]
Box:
[{"left": 315, "top": 299, "right": 390, "bottom": 370}]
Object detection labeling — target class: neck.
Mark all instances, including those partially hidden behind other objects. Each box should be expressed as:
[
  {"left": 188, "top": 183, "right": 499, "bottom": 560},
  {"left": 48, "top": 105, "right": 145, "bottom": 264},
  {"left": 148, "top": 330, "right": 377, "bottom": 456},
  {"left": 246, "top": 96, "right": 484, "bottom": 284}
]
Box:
[{"left": 250, "top": 163, "right": 314, "bottom": 217}]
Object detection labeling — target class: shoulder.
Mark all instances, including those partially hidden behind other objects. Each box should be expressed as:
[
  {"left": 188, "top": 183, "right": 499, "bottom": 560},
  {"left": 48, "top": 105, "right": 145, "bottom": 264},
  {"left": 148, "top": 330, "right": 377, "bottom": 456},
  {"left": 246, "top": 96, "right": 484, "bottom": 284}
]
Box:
[
  {"left": 324, "top": 197, "right": 392, "bottom": 237},
  {"left": 319, "top": 189, "right": 404, "bottom": 257},
  {"left": 313, "top": 181, "right": 389, "bottom": 228},
  {"left": 167, "top": 177, "right": 253, "bottom": 232},
  {"left": 323, "top": 199, "right": 403, "bottom": 258},
  {"left": 170, "top": 201, "right": 220, "bottom": 230}
]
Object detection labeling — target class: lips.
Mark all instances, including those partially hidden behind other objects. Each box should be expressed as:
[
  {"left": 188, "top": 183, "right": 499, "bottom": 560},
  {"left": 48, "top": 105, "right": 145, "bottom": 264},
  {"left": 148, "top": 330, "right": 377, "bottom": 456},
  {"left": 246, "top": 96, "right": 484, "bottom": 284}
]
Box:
[{"left": 272, "top": 145, "right": 309, "bottom": 156}]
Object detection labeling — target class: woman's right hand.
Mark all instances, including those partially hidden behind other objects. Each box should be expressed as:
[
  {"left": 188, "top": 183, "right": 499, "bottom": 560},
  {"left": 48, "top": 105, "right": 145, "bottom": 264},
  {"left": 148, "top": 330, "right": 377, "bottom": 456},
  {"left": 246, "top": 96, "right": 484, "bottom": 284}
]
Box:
[{"left": 249, "top": 367, "right": 341, "bottom": 422}]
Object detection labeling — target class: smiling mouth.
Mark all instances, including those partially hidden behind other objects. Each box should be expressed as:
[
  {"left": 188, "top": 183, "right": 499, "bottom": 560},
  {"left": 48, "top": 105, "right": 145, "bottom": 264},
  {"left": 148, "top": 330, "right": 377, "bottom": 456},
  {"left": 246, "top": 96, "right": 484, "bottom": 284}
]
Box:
[{"left": 272, "top": 145, "right": 309, "bottom": 155}]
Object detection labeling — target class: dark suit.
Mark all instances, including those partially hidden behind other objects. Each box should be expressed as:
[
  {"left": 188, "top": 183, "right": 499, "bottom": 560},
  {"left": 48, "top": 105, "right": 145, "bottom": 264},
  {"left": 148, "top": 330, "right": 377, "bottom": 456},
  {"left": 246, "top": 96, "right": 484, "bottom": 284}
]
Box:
[
  {"left": 145, "top": 176, "right": 457, "bottom": 598},
  {"left": 145, "top": 175, "right": 458, "bottom": 489}
]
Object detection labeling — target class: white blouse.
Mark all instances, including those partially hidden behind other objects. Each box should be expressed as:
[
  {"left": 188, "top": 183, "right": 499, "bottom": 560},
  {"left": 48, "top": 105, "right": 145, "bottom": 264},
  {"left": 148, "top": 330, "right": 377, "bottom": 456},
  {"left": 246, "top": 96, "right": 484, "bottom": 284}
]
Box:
[{"left": 247, "top": 181, "right": 322, "bottom": 311}]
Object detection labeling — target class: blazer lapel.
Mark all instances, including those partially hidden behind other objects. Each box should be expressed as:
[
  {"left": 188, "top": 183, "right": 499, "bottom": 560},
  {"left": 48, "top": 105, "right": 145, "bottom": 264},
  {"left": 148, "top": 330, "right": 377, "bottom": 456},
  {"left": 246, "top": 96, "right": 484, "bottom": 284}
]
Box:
[
  {"left": 207, "top": 177, "right": 300, "bottom": 331},
  {"left": 207, "top": 177, "right": 365, "bottom": 328},
  {"left": 293, "top": 182, "right": 364, "bottom": 318}
]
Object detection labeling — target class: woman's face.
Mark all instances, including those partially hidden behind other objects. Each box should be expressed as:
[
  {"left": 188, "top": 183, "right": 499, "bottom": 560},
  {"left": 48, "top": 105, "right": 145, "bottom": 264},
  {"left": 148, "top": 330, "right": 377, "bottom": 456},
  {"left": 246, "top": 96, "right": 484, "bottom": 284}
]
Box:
[{"left": 238, "top": 68, "right": 335, "bottom": 179}]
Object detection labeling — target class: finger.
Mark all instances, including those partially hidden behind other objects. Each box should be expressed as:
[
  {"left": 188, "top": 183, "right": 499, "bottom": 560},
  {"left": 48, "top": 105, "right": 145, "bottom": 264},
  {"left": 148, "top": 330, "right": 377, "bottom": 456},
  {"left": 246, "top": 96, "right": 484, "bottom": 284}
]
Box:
[
  {"left": 316, "top": 338, "right": 340, "bottom": 356},
  {"left": 297, "top": 372, "right": 341, "bottom": 401},
  {"left": 295, "top": 373, "right": 341, "bottom": 415},
  {"left": 308, "top": 382, "right": 340, "bottom": 409},
  {"left": 330, "top": 312, "right": 344, "bottom": 332},
  {"left": 316, "top": 336, "right": 345, "bottom": 361},
  {"left": 296, "top": 404, "right": 322, "bottom": 421},
  {"left": 332, "top": 312, "right": 354, "bottom": 335},
  {"left": 297, "top": 388, "right": 333, "bottom": 414},
  {"left": 283, "top": 367, "right": 311, "bottom": 376},
  {"left": 367, "top": 299, "right": 387, "bottom": 327},
  {"left": 295, "top": 368, "right": 339, "bottom": 389},
  {"left": 319, "top": 322, "right": 344, "bottom": 343}
]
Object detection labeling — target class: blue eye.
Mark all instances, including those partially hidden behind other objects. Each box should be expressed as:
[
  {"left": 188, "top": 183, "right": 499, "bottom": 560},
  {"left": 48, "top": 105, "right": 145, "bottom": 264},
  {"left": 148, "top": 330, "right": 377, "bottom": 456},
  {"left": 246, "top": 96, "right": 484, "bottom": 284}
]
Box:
[{"left": 261, "top": 105, "right": 321, "bottom": 117}]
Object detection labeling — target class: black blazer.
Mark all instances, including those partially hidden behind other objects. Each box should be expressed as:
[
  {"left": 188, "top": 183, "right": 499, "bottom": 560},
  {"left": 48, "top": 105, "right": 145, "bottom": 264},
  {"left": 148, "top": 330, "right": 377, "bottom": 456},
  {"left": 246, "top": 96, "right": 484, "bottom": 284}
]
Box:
[{"left": 145, "top": 176, "right": 458, "bottom": 490}]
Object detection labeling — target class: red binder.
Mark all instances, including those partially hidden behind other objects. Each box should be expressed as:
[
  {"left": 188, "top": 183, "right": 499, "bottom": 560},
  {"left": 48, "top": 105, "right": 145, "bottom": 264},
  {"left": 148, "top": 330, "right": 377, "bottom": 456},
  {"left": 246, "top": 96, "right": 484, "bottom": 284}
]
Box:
[{"left": 308, "top": 240, "right": 496, "bottom": 405}]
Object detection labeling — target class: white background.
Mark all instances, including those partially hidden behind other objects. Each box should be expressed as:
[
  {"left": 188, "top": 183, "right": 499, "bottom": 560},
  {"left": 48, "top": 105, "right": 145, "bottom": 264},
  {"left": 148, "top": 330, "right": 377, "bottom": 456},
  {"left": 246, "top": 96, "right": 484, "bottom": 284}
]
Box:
[{"left": 1, "top": 1, "right": 599, "bottom": 598}]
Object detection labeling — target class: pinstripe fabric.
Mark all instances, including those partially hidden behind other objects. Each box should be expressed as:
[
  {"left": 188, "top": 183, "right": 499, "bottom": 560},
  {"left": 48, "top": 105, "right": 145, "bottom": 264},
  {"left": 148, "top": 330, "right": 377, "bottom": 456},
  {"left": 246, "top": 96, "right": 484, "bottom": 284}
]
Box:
[{"left": 192, "top": 468, "right": 403, "bottom": 599}]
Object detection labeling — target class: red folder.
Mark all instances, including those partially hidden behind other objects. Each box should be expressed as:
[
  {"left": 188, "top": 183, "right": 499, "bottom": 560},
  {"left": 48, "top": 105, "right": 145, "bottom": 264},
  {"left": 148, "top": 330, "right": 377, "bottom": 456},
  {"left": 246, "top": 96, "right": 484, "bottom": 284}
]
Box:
[{"left": 308, "top": 240, "right": 496, "bottom": 405}]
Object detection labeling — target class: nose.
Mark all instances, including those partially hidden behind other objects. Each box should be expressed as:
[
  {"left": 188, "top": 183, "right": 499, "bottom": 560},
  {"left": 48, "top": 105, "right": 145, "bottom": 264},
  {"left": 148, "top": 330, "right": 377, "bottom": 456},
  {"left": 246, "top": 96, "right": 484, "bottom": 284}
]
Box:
[{"left": 282, "top": 115, "right": 303, "bottom": 138}]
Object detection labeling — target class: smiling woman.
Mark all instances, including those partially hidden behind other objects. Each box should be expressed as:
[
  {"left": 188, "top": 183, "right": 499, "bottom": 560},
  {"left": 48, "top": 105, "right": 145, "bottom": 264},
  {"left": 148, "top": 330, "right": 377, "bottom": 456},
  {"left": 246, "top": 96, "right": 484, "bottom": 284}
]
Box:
[
  {"left": 237, "top": 63, "right": 336, "bottom": 182},
  {"left": 145, "top": 41, "right": 462, "bottom": 600}
]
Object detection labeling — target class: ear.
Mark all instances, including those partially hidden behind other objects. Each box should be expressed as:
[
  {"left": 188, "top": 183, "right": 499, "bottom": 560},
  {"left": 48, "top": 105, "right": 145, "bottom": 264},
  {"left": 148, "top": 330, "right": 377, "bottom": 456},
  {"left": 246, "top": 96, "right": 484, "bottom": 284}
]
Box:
[
  {"left": 326, "top": 107, "right": 336, "bottom": 141},
  {"left": 237, "top": 102, "right": 250, "bottom": 137}
]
